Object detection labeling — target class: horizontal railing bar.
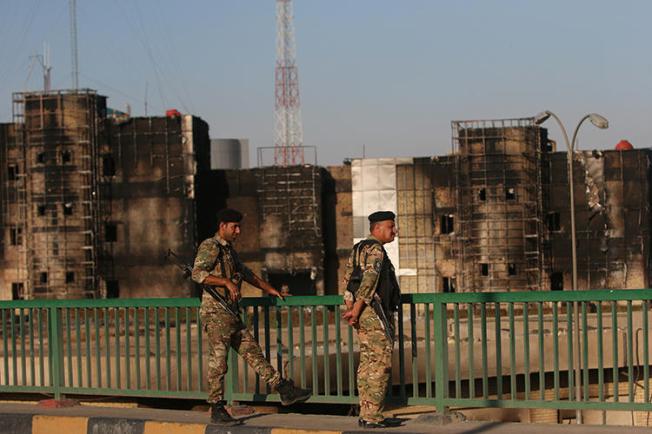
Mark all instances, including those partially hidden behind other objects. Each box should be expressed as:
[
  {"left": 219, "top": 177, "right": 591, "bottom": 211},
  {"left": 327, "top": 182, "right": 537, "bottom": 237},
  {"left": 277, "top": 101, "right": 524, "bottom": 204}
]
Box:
[
  {"left": 1, "top": 289, "right": 651, "bottom": 310},
  {"left": 0, "top": 298, "right": 200, "bottom": 309},
  {"left": 58, "top": 387, "right": 206, "bottom": 399},
  {"left": 434, "top": 289, "right": 652, "bottom": 304},
  {"left": 0, "top": 386, "right": 55, "bottom": 393}
]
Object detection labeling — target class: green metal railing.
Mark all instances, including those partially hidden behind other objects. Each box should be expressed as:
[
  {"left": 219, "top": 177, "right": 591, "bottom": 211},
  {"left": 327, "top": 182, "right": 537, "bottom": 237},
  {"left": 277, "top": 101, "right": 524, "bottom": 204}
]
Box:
[
  {"left": 1, "top": 290, "right": 652, "bottom": 414},
  {"left": 0, "top": 298, "right": 205, "bottom": 400}
]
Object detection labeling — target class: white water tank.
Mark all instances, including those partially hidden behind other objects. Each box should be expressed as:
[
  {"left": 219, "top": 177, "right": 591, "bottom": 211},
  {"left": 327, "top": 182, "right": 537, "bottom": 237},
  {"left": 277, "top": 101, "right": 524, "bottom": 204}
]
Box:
[{"left": 210, "top": 138, "right": 250, "bottom": 169}]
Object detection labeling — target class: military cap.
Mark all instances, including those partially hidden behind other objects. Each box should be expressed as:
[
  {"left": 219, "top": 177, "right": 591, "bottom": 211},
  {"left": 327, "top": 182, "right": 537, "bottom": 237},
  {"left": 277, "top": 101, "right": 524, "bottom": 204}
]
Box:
[
  {"left": 216, "top": 208, "right": 243, "bottom": 224},
  {"left": 368, "top": 211, "right": 396, "bottom": 223}
]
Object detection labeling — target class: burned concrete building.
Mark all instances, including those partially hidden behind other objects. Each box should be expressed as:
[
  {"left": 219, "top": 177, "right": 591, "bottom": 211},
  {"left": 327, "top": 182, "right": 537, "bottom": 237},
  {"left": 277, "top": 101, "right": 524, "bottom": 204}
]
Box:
[
  {"left": 543, "top": 148, "right": 651, "bottom": 290},
  {"left": 448, "top": 119, "right": 548, "bottom": 292},
  {"left": 0, "top": 89, "right": 211, "bottom": 300},
  {"left": 103, "top": 114, "right": 210, "bottom": 298},
  {"left": 348, "top": 118, "right": 651, "bottom": 293},
  {"left": 0, "top": 96, "right": 650, "bottom": 299},
  {"left": 202, "top": 165, "right": 338, "bottom": 296},
  {"left": 0, "top": 90, "right": 107, "bottom": 299},
  {"left": 209, "top": 124, "right": 652, "bottom": 296}
]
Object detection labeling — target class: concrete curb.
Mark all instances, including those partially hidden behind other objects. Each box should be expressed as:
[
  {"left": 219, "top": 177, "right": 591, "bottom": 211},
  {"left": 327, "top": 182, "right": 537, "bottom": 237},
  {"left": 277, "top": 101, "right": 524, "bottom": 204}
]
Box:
[{"left": 0, "top": 412, "right": 428, "bottom": 434}]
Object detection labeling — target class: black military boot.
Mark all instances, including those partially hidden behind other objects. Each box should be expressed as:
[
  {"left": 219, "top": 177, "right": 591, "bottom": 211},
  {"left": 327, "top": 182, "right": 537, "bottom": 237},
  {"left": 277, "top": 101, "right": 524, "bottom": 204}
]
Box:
[
  {"left": 276, "top": 379, "right": 311, "bottom": 406},
  {"left": 210, "top": 401, "right": 242, "bottom": 426}
]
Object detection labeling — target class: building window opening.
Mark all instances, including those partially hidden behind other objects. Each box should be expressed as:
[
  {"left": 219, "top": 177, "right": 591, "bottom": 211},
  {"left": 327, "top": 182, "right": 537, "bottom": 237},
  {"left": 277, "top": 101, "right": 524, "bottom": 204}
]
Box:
[
  {"left": 61, "top": 150, "right": 72, "bottom": 164},
  {"left": 36, "top": 152, "right": 46, "bottom": 164},
  {"left": 546, "top": 211, "right": 561, "bottom": 232},
  {"left": 551, "top": 272, "right": 564, "bottom": 291},
  {"left": 65, "top": 272, "right": 75, "bottom": 283},
  {"left": 267, "top": 271, "right": 316, "bottom": 296},
  {"left": 63, "top": 203, "right": 73, "bottom": 216},
  {"left": 52, "top": 241, "right": 59, "bottom": 256},
  {"left": 508, "top": 263, "right": 517, "bottom": 276},
  {"left": 10, "top": 227, "right": 22, "bottom": 245},
  {"left": 106, "top": 281, "right": 120, "bottom": 298},
  {"left": 11, "top": 282, "right": 24, "bottom": 300},
  {"left": 102, "top": 156, "right": 116, "bottom": 176},
  {"left": 479, "top": 188, "right": 487, "bottom": 201},
  {"left": 443, "top": 277, "right": 456, "bottom": 293},
  {"left": 105, "top": 223, "right": 117, "bottom": 242},
  {"left": 506, "top": 187, "right": 516, "bottom": 200},
  {"left": 39, "top": 272, "right": 48, "bottom": 284},
  {"left": 7, "top": 164, "right": 18, "bottom": 181},
  {"left": 480, "top": 263, "right": 489, "bottom": 276},
  {"left": 440, "top": 214, "right": 454, "bottom": 234},
  {"left": 37, "top": 205, "right": 46, "bottom": 216}
]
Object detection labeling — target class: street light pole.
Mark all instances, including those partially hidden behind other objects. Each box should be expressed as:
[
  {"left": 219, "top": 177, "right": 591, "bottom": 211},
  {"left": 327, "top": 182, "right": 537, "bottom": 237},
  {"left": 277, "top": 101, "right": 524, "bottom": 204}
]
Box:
[{"left": 534, "top": 110, "right": 608, "bottom": 424}]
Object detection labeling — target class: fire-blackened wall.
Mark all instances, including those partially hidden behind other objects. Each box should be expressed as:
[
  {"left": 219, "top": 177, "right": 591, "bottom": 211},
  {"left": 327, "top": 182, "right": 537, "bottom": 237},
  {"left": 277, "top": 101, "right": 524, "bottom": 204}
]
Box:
[
  {"left": 542, "top": 149, "right": 651, "bottom": 290},
  {"left": 197, "top": 168, "right": 262, "bottom": 297},
  {"left": 104, "top": 115, "right": 210, "bottom": 298},
  {"left": 0, "top": 91, "right": 107, "bottom": 299},
  {"left": 323, "top": 164, "right": 352, "bottom": 294},
  {"left": 452, "top": 120, "right": 548, "bottom": 292},
  {"left": 0, "top": 123, "right": 16, "bottom": 299},
  {"left": 430, "top": 155, "right": 457, "bottom": 292},
  {"left": 204, "top": 165, "right": 334, "bottom": 296},
  {"left": 255, "top": 166, "right": 325, "bottom": 295}
]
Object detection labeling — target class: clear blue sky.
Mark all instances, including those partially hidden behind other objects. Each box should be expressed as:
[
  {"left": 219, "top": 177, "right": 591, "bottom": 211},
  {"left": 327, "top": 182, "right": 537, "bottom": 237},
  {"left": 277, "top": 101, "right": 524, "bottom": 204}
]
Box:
[{"left": 1, "top": 0, "right": 650, "bottom": 165}]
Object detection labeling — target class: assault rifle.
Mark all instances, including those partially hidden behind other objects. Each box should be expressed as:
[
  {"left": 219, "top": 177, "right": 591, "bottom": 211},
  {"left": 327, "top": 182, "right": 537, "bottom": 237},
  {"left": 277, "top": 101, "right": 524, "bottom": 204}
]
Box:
[
  {"left": 370, "top": 294, "right": 395, "bottom": 341},
  {"left": 166, "top": 249, "right": 246, "bottom": 330}
]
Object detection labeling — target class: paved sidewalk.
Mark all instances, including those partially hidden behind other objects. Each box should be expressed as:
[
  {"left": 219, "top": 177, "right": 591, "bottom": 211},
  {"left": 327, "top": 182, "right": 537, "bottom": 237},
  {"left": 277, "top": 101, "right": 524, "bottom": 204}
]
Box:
[{"left": 0, "top": 402, "right": 652, "bottom": 434}]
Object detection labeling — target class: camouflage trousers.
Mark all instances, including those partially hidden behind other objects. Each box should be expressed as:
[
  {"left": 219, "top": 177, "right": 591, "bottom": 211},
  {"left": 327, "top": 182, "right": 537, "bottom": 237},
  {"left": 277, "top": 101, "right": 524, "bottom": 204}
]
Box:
[
  {"left": 356, "top": 307, "right": 393, "bottom": 422},
  {"left": 201, "top": 297, "right": 281, "bottom": 403}
]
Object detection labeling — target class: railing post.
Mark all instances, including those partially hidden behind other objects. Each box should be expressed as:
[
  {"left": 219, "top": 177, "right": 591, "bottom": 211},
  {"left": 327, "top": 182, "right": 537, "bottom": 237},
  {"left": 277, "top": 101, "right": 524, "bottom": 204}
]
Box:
[
  {"left": 433, "top": 296, "right": 448, "bottom": 414},
  {"left": 48, "top": 307, "right": 64, "bottom": 400}
]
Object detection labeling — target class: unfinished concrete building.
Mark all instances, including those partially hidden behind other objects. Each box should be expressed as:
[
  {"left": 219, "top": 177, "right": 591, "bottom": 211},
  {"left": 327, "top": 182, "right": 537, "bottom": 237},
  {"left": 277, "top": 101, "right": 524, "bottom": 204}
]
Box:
[
  {"left": 322, "top": 164, "right": 353, "bottom": 293},
  {"left": 0, "top": 90, "right": 107, "bottom": 299},
  {"left": 0, "top": 89, "right": 211, "bottom": 300},
  {"left": 450, "top": 119, "right": 548, "bottom": 292},
  {"left": 543, "top": 149, "right": 651, "bottom": 290},
  {"left": 360, "top": 118, "right": 651, "bottom": 293},
  {"left": 204, "top": 165, "right": 332, "bottom": 296},
  {"left": 103, "top": 114, "right": 210, "bottom": 298}
]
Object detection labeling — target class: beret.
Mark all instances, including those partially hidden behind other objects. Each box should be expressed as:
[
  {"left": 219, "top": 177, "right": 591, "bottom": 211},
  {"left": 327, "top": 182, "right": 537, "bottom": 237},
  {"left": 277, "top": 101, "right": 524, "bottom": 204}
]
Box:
[
  {"left": 216, "top": 208, "right": 243, "bottom": 224},
  {"left": 368, "top": 211, "right": 396, "bottom": 223}
]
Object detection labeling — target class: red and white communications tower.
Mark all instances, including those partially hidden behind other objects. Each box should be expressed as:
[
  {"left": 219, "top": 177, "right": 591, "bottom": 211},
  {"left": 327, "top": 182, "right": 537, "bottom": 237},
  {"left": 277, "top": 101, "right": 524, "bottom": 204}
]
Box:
[{"left": 274, "top": 0, "right": 304, "bottom": 166}]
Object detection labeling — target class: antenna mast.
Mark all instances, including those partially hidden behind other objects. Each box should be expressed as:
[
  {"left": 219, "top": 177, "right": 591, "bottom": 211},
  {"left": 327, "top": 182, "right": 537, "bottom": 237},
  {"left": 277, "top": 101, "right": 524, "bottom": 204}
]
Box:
[
  {"left": 43, "top": 43, "right": 52, "bottom": 92},
  {"left": 69, "top": 0, "right": 79, "bottom": 89},
  {"left": 274, "top": 0, "right": 304, "bottom": 166},
  {"left": 26, "top": 43, "right": 52, "bottom": 92}
]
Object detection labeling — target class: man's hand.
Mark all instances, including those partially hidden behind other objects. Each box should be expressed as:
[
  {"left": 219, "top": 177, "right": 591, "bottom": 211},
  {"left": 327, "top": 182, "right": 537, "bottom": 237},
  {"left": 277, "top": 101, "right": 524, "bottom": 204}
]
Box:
[
  {"left": 342, "top": 309, "right": 360, "bottom": 328},
  {"left": 225, "top": 280, "right": 241, "bottom": 302},
  {"left": 343, "top": 298, "right": 366, "bottom": 328},
  {"left": 267, "top": 287, "right": 286, "bottom": 301}
]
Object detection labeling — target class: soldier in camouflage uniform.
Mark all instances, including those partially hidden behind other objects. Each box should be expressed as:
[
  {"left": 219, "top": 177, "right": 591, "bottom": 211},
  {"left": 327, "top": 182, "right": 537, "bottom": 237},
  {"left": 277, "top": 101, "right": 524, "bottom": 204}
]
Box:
[
  {"left": 342, "top": 211, "right": 401, "bottom": 429},
  {"left": 192, "top": 208, "right": 311, "bottom": 426}
]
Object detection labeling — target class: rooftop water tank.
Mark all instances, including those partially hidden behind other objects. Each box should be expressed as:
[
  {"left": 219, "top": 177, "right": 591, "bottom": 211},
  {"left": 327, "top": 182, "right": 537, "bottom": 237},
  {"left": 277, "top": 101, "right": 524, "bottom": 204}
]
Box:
[{"left": 615, "top": 140, "right": 633, "bottom": 151}]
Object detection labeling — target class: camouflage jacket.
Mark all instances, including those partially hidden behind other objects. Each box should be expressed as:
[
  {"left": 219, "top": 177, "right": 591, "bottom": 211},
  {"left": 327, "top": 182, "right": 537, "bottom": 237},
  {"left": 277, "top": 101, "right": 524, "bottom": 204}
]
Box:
[
  {"left": 342, "top": 236, "right": 384, "bottom": 305},
  {"left": 191, "top": 233, "right": 254, "bottom": 296}
]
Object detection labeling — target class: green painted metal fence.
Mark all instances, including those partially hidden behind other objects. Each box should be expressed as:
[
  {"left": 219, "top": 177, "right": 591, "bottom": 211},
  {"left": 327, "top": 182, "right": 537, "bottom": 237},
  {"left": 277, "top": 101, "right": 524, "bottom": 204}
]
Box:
[{"left": 1, "top": 290, "right": 652, "bottom": 413}]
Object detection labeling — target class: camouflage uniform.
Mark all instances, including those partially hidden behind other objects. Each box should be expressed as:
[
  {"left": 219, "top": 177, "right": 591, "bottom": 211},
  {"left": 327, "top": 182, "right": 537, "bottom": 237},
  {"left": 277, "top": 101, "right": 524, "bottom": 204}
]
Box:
[
  {"left": 192, "top": 234, "right": 281, "bottom": 403},
  {"left": 343, "top": 236, "right": 395, "bottom": 423}
]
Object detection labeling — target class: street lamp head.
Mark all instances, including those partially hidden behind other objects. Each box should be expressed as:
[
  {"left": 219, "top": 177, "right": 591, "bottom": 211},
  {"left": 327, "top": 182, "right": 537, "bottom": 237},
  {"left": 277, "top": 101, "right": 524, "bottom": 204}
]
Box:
[
  {"left": 533, "top": 111, "right": 552, "bottom": 125},
  {"left": 588, "top": 113, "right": 609, "bottom": 129}
]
